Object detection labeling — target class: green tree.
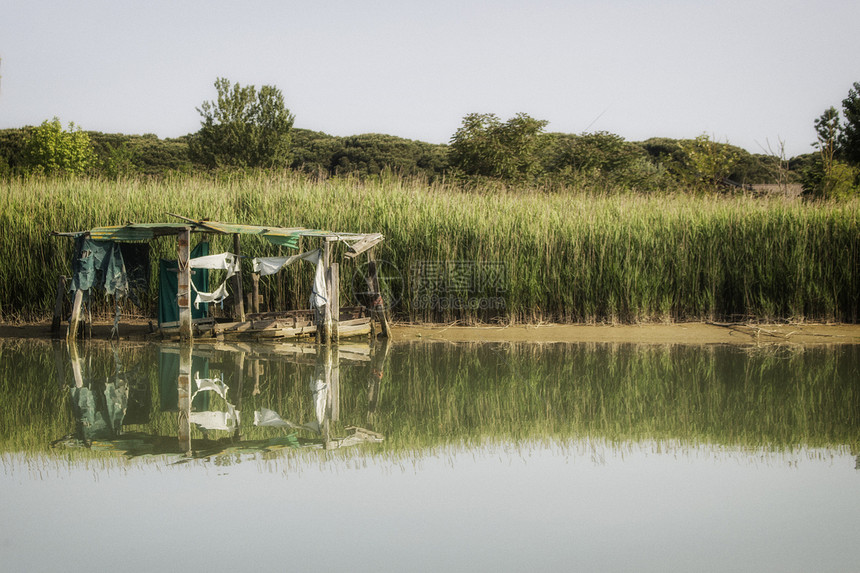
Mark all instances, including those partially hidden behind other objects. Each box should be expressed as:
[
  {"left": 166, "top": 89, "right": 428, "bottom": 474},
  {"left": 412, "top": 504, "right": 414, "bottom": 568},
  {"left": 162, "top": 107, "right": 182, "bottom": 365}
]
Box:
[
  {"left": 813, "top": 106, "right": 841, "bottom": 176},
  {"left": 542, "top": 131, "right": 662, "bottom": 190},
  {"left": 680, "top": 133, "right": 741, "bottom": 190},
  {"left": 448, "top": 112, "right": 548, "bottom": 182},
  {"left": 189, "top": 78, "right": 295, "bottom": 169},
  {"left": 840, "top": 81, "right": 860, "bottom": 166},
  {"left": 23, "top": 118, "right": 96, "bottom": 176}
]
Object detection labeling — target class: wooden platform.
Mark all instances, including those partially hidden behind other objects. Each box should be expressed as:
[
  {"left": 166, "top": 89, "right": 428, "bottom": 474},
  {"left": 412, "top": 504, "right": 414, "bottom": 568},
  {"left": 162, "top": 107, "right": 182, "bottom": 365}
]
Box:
[{"left": 158, "top": 307, "right": 372, "bottom": 341}]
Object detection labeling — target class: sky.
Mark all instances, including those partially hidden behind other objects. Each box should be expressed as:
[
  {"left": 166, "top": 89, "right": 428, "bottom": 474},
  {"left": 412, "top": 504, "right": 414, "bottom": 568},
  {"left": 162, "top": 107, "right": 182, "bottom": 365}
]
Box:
[{"left": 1, "top": 0, "right": 858, "bottom": 158}]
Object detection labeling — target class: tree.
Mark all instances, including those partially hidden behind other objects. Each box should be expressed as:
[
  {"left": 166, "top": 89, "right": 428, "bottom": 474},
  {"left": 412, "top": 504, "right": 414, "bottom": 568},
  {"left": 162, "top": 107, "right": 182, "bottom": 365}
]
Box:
[
  {"left": 23, "top": 118, "right": 96, "bottom": 176},
  {"left": 840, "top": 81, "right": 860, "bottom": 166},
  {"left": 680, "top": 133, "right": 741, "bottom": 189},
  {"left": 813, "top": 106, "right": 841, "bottom": 176},
  {"left": 448, "top": 112, "right": 548, "bottom": 182},
  {"left": 189, "top": 78, "right": 295, "bottom": 169}
]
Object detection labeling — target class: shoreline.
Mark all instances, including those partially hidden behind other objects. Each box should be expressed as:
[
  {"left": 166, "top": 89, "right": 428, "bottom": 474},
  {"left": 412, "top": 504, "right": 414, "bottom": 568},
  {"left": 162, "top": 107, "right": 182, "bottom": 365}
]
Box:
[{"left": 1, "top": 320, "right": 859, "bottom": 345}]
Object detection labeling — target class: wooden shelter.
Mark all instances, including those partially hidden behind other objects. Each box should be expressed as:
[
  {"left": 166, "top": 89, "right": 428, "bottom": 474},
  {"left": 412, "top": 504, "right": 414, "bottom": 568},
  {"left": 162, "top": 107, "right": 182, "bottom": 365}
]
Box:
[{"left": 53, "top": 215, "right": 390, "bottom": 343}]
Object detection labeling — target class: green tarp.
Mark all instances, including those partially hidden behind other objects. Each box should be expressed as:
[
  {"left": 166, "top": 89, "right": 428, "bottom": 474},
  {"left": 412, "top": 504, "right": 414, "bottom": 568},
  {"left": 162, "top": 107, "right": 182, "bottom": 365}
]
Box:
[{"left": 157, "top": 241, "right": 210, "bottom": 326}]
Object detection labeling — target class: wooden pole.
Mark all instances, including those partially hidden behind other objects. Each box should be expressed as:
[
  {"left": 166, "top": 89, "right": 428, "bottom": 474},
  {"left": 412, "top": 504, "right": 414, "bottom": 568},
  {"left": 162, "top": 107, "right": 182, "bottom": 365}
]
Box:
[
  {"left": 68, "top": 339, "right": 84, "bottom": 389},
  {"left": 251, "top": 272, "right": 260, "bottom": 314},
  {"left": 51, "top": 275, "right": 67, "bottom": 336},
  {"left": 330, "top": 343, "right": 340, "bottom": 422},
  {"left": 52, "top": 340, "right": 67, "bottom": 390},
  {"left": 367, "top": 249, "right": 391, "bottom": 338},
  {"left": 366, "top": 338, "right": 389, "bottom": 428},
  {"left": 318, "top": 239, "right": 332, "bottom": 345},
  {"left": 177, "top": 343, "right": 192, "bottom": 455},
  {"left": 177, "top": 228, "right": 192, "bottom": 341},
  {"left": 329, "top": 263, "right": 339, "bottom": 342},
  {"left": 233, "top": 351, "right": 244, "bottom": 440},
  {"left": 67, "top": 288, "right": 83, "bottom": 342},
  {"left": 85, "top": 296, "right": 92, "bottom": 339},
  {"left": 232, "top": 234, "right": 245, "bottom": 322}
]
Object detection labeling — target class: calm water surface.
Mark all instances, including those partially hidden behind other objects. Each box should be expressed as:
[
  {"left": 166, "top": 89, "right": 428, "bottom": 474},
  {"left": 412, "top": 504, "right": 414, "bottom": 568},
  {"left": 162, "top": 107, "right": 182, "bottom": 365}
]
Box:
[{"left": 1, "top": 339, "right": 858, "bottom": 572}]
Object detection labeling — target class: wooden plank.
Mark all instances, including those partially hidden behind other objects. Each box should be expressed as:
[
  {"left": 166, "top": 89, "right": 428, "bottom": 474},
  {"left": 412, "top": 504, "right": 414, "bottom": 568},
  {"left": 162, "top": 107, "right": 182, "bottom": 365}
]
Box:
[
  {"left": 344, "top": 233, "right": 384, "bottom": 259},
  {"left": 337, "top": 322, "right": 372, "bottom": 338},
  {"left": 338, "top": 317, "right": 372, "bottom": 327}
]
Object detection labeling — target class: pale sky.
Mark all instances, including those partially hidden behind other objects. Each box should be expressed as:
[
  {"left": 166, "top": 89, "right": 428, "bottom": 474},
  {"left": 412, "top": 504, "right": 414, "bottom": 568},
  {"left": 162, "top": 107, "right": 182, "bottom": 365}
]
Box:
[{"left": 1, "top": 0, "right": 858, "bottom": 158}]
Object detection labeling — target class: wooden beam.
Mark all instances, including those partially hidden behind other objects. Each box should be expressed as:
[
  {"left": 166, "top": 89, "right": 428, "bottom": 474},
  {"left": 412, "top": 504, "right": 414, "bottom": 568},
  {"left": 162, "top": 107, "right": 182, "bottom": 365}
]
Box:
[
  {"left": 232, "top": 234, "right": 245, "bottom": 322},
  {"left": 344, "top": 233, "right": 384, "bottom": 259},
  {"left": 52, "top": 275, "right": 67, "bottom": 336},
  {"left": 177, "top": 228, "right": 192, "bottom": 341}
]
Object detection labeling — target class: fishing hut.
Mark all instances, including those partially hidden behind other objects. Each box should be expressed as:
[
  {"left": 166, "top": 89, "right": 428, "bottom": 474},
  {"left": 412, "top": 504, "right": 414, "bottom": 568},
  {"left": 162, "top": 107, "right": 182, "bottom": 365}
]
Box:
[{"left": 52, "top": 215, "right": 390, "bottom": 343}]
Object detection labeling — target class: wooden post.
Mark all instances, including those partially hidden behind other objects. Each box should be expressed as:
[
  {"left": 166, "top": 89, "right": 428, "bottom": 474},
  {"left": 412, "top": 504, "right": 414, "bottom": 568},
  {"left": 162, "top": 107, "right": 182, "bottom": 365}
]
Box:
[
  {"left": 251, "top": 272, "right": 260, "bottom": 314},
  {"left": 85, "top": 296, "right": 92, "bottom": 339},
  {"left": 322, "top": 344, "right": 332, "bottom": 448},
  {"left": 367, "top": 249, "right": 391, "bottom": 338},
  {"left": 330, "top": 343, "right": 340, "bottom": 422},
  {"left": 233, "top": 350, "right": 244, "bottom": 440},
  {"left": 68, "top": 339, "right": 84, "bottom": 388},
  {"left": 67, "top": 288, "right": 83, "bottom": 342},
  {"left": 329, "top": 263, "right": 339, "bottom": 342},
  {"left": 177, "top": 228, "right": 192, "bottom": 341},
  {"left": 177, "top": 343, "right": 192, "bottom": 455},
  {"left": 318, "top": 239, "right": 333, "bottom": 345},
  {"left": 232, "top": 234, "right": 245, "bottom": 322},
  {"left": 52, "top": 340, "right": 67, "bottom": 389},
  {"left": 366, "top": 338, "right": 389, "bottom": 427},
  {"left": 51, "top": 276, "right": 67, "bottom": 336}
]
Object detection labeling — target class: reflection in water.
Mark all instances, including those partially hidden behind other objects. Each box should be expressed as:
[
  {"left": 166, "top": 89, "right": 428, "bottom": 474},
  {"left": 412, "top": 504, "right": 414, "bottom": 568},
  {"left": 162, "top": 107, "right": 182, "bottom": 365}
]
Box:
[
  {"left": 0, "top": 339, "right": 857, "bottom": 466},
  {"left": 41, "top": 340, "right": 390, "bottom": 460}
]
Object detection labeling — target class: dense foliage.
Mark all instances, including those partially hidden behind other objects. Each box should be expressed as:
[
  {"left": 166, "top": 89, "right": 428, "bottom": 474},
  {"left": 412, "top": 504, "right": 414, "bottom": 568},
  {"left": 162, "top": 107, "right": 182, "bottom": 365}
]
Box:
[
  {"left": 188, "top": 78, "right": 295, "bottom": 169},
  {"left": 3, "top": 78, "right": 860, "bottom": 195},
  {"left": 1, "top": 175, "right": 857, "bottom": 324}
]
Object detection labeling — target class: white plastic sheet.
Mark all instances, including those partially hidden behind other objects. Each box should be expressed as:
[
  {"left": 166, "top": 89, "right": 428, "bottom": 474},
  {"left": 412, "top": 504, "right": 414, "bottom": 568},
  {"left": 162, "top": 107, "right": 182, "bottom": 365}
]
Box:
[
  {"left": 251, "top": 248, "right": 327, "bottom": 310},
  {"left": 189, "top": 252, "right": 240, "bottom": 308}
]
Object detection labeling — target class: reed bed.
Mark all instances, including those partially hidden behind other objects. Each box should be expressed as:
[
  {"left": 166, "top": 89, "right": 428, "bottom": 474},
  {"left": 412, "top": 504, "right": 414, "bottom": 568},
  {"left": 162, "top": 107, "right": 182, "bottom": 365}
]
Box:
[{"left": 1, "top": 173, "right": 858, "bottom": 323}]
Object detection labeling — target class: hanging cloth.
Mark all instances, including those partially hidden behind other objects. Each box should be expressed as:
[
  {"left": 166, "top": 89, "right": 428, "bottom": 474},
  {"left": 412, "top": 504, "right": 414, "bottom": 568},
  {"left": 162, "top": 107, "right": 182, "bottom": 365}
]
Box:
[
  {"left": 252, "top": 249, "right": 320, "bottom": 276},
  {"left": 188, "top": 252, "right": 239, "bottom": 308},
  {"left": 252, "top": 249, "right": 327, "bottom": 310}
]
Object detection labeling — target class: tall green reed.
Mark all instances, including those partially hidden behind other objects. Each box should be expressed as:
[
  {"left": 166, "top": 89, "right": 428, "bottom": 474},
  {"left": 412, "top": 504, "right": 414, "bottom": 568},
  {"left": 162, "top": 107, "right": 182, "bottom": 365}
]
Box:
[{"left": 1, "top": 174, "right": 857, "bottom": 323}]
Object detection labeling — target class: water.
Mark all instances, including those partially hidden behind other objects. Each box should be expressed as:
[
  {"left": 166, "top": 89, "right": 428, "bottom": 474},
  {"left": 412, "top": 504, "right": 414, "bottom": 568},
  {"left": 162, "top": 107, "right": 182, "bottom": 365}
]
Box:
[{"left": 1, "top": 339, "right": 858, "bottom": 572}]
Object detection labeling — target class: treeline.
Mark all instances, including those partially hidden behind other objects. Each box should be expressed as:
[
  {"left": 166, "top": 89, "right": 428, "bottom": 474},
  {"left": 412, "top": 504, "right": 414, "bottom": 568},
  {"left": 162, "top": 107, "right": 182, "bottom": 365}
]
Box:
[
  {"left": 0, "top": 123, "right": 801, "bottom": 188},
  {"left": 3, "top": 76, "right": 858, "bottom": 196}
]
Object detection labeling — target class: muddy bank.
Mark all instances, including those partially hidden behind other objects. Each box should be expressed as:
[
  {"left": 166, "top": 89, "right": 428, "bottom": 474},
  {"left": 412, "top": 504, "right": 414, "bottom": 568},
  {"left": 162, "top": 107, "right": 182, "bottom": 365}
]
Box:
[
  {"left": 393, "top": 322, "right": 860, "bottom": 345},
  {"left": 2, "top": 319, "right": 859, "bottom": 345}
]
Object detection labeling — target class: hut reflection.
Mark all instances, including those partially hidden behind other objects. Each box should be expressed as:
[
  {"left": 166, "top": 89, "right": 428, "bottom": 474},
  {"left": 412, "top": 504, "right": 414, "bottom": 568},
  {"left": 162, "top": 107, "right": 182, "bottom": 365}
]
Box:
[{"left": 56, "top": 339, "right": 387, "bottom": 459}]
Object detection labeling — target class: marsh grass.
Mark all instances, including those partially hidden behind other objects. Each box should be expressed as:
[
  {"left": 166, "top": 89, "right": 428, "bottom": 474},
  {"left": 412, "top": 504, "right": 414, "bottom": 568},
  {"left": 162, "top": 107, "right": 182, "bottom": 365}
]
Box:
[{"left": 1, "top": 173, "right": 857, "bottom": 323}]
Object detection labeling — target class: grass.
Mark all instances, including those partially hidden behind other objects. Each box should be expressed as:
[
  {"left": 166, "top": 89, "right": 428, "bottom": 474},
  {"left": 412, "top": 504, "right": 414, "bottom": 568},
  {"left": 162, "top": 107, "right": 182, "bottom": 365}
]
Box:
[{"left": 0, "top": 172, "right": 857, "bottom": 323}]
